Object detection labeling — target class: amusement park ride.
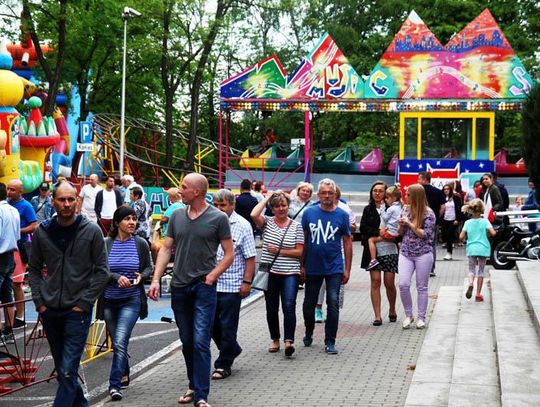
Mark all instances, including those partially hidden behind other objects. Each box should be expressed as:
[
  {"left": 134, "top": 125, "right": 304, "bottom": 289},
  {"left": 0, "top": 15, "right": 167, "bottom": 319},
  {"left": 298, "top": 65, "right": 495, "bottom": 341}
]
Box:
[{"left": 219, "top": 9, "right": 534, "bottom": 191}]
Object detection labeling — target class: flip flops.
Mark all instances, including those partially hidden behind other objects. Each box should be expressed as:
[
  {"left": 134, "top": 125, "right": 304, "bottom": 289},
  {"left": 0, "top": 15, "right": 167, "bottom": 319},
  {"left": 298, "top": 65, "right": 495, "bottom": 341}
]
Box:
[{"left": 178, "top": 389, "right": 195, "bottom": 404}]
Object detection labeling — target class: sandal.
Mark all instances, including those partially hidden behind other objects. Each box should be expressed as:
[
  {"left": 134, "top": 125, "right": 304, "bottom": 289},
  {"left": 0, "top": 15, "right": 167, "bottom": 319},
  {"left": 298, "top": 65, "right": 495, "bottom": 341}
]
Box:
[
  {"left": 120, "top": 374, "right": 130, "bottom": 388},
  {"left": 178, "top": 389, "right": 195, "bottom": 404},
  {"left": 268, "top": 342, "right": 280, "bottom": 353},
  {"left": 211, "top": 368, "right": 231, "bottom": 380},
  {"left": 195, "top": 400, "right": 212, "bottom": 407}
]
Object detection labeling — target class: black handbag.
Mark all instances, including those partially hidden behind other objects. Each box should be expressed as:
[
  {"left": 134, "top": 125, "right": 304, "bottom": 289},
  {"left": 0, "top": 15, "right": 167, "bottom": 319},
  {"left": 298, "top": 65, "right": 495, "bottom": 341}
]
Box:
[{"left": 17, "top": 240, "right": 32, "bottom": 264}]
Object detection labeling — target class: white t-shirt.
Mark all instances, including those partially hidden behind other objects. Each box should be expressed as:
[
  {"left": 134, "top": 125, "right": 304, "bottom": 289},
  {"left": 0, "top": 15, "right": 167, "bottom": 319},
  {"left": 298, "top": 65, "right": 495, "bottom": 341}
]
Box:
[
  {"left": 444, "top": 198, "right": 456, "bottom": 221},
  {"left": 337, "top": 200, "right": 356, "bottom": 227},
  {"left": 101, "top": 189, "right": 117, "bottom": 219},
  {"left": 79, "top": 184, "right": 102, "bottom": 214}
]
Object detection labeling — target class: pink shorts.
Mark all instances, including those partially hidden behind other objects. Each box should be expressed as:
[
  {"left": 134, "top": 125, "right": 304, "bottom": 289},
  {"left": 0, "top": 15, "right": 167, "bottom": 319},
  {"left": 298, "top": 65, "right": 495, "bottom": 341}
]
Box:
[{"left": 12, "top": 251, "right": 26, "bottom": 283}]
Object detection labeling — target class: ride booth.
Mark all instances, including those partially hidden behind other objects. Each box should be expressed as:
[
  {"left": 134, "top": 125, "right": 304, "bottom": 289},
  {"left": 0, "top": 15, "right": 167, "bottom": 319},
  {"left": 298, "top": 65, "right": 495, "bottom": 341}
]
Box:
[{"left": 218, "top": 9, "right": 533, "bottom": 192}]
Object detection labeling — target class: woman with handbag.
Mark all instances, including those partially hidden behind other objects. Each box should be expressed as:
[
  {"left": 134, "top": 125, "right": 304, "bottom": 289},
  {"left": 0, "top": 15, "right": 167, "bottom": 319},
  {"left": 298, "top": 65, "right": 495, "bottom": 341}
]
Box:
[
  {"left": 251, "top": 192, "right": 304, "bottom": 357},
  {"left": 101, "top": 206, "right": 153, "bottom": 401}
]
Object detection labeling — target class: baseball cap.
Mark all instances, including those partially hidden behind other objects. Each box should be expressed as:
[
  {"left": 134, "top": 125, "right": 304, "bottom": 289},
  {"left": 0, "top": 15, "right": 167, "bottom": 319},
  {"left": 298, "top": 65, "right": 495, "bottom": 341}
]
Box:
[{"left": 39, "top": 182, "right": 49, "bottom": 190}]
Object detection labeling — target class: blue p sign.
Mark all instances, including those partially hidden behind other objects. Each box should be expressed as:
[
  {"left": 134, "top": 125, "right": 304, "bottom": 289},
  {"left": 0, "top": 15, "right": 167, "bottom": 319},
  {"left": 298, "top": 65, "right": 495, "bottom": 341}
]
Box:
[{"left": 80, "top": 122, "right": 92, "bottom": 143}]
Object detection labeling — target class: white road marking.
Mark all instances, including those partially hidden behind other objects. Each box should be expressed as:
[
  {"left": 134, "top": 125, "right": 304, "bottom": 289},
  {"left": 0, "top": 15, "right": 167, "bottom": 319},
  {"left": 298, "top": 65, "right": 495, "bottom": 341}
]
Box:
[{"left": 90, "top": 340, "right": 182, "bottom": 407}]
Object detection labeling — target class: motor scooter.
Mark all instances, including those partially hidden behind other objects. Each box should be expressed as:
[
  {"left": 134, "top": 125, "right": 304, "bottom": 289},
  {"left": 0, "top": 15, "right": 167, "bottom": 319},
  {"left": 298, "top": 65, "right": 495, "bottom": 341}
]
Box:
[{"left": 490, "top": 215, "right": 540, "bottom": 269}]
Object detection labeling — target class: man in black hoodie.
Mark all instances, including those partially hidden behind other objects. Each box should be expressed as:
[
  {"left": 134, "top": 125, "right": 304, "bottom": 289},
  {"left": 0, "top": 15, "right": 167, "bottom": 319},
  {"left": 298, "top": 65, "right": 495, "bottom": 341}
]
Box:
[{"left": 28, "top": 181, "right": 110, "bottom": 407}]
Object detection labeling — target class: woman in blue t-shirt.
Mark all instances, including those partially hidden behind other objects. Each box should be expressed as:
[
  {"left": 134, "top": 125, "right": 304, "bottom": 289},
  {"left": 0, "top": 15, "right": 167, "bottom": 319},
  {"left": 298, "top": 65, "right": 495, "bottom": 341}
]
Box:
[{"left": 103, "top": 206, "right": 153, "bottom": 401}]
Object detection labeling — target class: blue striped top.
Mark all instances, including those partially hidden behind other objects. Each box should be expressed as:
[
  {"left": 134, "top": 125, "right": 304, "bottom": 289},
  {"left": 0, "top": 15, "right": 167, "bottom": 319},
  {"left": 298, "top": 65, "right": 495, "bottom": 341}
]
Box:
[{"left": 104, "top": 237, "right": 140, "bottom": 300}]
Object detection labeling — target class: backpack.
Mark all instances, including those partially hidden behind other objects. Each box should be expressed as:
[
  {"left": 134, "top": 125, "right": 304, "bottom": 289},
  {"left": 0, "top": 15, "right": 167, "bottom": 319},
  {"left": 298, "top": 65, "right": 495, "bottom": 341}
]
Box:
[{"left": 496, "top": 181, "right": 509, "bottom": 211}]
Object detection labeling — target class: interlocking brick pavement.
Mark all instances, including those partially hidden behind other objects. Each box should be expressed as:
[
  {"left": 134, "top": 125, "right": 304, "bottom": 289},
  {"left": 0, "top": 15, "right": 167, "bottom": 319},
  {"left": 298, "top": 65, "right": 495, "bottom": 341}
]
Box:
[{"left": 94, "top": 242, "right": 469, "bottom": 407}]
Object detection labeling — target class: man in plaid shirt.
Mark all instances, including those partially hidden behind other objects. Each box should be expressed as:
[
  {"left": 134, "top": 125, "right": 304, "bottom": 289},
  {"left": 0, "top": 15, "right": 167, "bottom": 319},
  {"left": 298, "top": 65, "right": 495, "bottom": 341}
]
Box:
[{"left": 211, "top": 189, "right": 256, "bottom": 380}]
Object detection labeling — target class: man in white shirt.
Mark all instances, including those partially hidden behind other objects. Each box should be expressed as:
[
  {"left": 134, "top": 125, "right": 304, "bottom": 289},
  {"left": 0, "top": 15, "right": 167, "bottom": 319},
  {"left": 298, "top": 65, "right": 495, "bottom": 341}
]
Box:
[
  {"left": 78, "top": 174, "right": 102, "bottom": 222},
  {"left": 95, "top": 176, "right": 123, "bottom": 236},
  {"left": 0, "top": 182, "right": 20, "bottom": 345}
]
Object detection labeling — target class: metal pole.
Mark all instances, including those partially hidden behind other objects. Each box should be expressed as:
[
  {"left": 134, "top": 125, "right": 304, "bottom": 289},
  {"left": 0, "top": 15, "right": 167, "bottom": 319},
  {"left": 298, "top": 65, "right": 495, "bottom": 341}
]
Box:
[
  {"left": 119, "top": 17, "right": 128, "bottom": 177},
  {"left": 304, "top": 111, "right": 311, "bottom": 183},
  {"left": 218, "top": 110, "right": 223, "bottom": 188}
]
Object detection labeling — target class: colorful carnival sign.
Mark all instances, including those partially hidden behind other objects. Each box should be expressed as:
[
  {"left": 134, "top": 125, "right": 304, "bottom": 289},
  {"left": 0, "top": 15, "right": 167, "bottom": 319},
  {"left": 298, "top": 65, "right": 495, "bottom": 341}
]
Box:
[{"left": 220, "top": 9, "right": 534, "bottom": 112}]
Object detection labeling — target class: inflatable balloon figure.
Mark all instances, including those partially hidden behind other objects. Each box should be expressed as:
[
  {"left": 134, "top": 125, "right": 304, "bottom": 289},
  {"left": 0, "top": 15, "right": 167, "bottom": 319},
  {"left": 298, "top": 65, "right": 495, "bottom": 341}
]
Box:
[
  {"left": 16, "top": 96, "right": 61, "bottom": 188},
  {"left": 0, "top": 37, "right": 74, "bottom": 191},
  {"left": 0, "top": 39, "right": 37, "bottom": 190}
]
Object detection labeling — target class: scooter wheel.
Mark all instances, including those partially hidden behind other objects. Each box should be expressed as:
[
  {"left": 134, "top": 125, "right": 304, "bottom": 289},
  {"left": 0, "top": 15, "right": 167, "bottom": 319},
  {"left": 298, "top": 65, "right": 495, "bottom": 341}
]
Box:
[{"left": 491, "top": 241, "right": 516, "bottom": 270}]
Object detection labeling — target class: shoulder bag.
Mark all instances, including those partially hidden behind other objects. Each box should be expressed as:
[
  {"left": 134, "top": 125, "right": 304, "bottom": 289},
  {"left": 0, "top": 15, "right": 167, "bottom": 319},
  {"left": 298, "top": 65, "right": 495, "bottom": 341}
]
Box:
[{"left": 252, "top": 220, "right": 293, "bottom": 291}]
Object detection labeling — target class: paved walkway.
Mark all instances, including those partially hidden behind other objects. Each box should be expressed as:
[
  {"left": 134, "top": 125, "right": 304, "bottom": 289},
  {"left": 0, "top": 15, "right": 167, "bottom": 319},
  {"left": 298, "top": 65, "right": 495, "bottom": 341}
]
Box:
[{"left": 94, "top": 242, "right": 469, "bottom": 407}]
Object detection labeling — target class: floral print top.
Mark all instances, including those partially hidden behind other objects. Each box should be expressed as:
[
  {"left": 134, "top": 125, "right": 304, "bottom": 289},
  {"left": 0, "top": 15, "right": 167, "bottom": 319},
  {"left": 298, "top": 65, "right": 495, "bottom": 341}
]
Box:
[
  {"left": 132, "top": 198, "right": 151, "bottom": 239},
  {"left": 399, "top": 207, "right": 436, "bottom": 258}
]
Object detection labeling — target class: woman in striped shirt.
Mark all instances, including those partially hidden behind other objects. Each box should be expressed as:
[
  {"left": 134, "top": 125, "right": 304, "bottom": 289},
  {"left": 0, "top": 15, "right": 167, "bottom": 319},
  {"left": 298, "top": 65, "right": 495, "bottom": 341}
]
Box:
[
  {"left": 251, "top": 192, "right": 304, "bottom": 358},
  {"left": 103, "top": 206, "right": 153, "bottom": 401}
]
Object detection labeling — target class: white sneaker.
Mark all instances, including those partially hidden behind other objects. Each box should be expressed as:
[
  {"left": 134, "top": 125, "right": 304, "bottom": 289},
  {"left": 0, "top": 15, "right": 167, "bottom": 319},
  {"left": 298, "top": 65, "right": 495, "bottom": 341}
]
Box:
[
  {"left": 416, "top": 319, "right": 426, "bottom": 329},
  {"left": 402, "top": 316, "right": 414, "bottom": 329},
  {"left": 443, "top": 253, "right": 452, "bottom": 260}
]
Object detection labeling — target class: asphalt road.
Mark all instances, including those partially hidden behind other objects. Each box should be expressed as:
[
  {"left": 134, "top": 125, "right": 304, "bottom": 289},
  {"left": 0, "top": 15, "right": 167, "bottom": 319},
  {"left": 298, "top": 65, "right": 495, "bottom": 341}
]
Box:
[{"left": 0, "top": 289, "right": 181, "bottom": 407}]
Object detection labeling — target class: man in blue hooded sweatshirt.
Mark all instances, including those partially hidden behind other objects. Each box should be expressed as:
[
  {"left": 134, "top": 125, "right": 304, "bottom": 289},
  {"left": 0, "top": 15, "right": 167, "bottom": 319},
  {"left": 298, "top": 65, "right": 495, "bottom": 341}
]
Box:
[{"left": 28, "top": 181, "right": 110, "bottom": 407}]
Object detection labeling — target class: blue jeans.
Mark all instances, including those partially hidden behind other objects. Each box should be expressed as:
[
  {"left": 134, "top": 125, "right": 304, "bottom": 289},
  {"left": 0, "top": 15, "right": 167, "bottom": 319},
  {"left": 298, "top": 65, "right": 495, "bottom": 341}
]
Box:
[
  {"left": 264, "top": 273, "right": 299, "bottom": 343},
  {"left": 41, "top": 308, "right": 92, "bottom": 407},
  {"left": 171, "top": 281, "right": 217, "bottom": 403},
  {"left": 103, "top": 295, "right": 141, "bottom": 390},
  {"left": 303, "top": 273, "right": 342, "bottom": 346},
  {"left": 0, "top": 251, "right": 15, "bottom": 303},
  {"left": 212, "top": 292, "right": 242, "bottom": 371}
]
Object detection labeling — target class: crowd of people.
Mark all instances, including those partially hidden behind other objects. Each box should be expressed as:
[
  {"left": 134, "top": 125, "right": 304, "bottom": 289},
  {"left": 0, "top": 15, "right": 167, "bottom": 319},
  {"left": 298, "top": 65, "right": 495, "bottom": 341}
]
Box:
[{"left": 0, "top": 171, "right": 538, "bottom": 407}]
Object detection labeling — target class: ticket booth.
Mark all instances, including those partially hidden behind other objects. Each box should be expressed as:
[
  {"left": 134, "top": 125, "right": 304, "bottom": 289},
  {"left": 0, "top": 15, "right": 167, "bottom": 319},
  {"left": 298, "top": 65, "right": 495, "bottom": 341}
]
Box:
[
  {"left": 399, "top": 112, "right": 495, "bottom": 160},
  {"left": 397, "top": 112, "right": 496, "bottom": 190}
]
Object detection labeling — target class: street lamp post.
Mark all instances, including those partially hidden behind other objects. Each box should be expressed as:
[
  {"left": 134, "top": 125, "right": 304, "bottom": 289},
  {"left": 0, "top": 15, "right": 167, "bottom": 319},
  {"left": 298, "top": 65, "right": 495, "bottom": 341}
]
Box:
[{"left": 119, "top": 6, "right": 141, "bottom": 177}]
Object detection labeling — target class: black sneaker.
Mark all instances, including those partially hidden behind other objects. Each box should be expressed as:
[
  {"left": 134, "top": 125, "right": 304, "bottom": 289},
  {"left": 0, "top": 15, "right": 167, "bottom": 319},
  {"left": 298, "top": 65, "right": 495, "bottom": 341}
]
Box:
[
  {"left": 465, "top": 285, "right": 473, "bottom": 299},
  {"left": 13, "top": 318, "right": 26, "bottom": 329},
  {"left": 324, "top": 343, "right": 339, "bottom": 354},
  {"left": 303, "top": 333, "right": 313, "bottom": 347},
  {"left": 1, "top": 332, "right": 14, "bottom": 345},
  {"left": 109, "top": 388, "right": 122, "bottom": 401}
]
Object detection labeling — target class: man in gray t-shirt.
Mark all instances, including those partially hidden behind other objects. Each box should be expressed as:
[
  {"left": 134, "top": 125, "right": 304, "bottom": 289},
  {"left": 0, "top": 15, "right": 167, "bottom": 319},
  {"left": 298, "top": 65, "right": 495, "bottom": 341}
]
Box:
[
  {"left": 149, "top": 173, "right": 233, "bottom": 406},
  {"left": 167, "top": 204, "right": 231, "bottom": 287}
]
